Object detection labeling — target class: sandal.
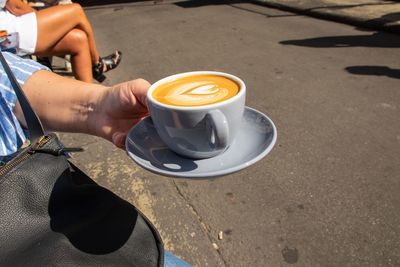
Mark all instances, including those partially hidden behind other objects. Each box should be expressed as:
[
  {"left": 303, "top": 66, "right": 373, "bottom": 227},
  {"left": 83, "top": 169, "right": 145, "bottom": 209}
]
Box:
[{"left": 92, "top": 50, "right": 122, "bottom": 83}]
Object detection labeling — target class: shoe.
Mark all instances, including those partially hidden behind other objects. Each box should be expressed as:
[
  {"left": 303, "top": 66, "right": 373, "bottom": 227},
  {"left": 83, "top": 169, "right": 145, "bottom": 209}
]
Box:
[{"left": 92, "top": 50, "right": 122, "bottom": 83}]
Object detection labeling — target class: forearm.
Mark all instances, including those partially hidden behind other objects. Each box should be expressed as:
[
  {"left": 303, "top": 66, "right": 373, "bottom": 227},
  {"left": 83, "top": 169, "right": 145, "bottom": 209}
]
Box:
[
  {"left": 15, "top": 70, "right": 106, "bottom": 135},
  {"left": 6, "top": 0, "right": 36, "bottom": 16}
]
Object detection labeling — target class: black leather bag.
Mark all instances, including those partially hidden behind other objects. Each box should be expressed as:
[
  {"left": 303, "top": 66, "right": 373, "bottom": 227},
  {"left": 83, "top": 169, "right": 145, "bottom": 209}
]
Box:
[{"left": 0, "top": 52, "right": 164, "bottom": 266}]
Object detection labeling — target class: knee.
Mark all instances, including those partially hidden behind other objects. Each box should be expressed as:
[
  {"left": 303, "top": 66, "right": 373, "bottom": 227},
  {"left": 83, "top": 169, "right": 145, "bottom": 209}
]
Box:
[
  {"left": 70, "top": 3, "right": 85, "bottom": 17},
  {"left": 67, "top": 29, "right": 89, "bottom": 52}
]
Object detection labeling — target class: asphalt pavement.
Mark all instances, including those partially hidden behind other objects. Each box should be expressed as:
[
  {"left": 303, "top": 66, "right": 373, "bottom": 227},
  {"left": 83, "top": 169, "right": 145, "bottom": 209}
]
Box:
[
  {"left": 252, "top": 0, "right": 400, "bottom": 34},
  {"left": 59, "top": 0, "right": 400, "bottom": 266}
]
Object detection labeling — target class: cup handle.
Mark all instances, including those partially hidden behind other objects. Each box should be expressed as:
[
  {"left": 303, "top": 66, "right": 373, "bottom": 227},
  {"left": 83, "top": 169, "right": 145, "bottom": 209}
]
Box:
[{"left": 205, "top": 110, "right": 229, "bottom": 150}]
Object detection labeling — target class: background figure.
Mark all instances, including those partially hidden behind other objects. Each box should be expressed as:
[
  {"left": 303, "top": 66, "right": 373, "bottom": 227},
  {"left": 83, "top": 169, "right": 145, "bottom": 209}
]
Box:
[{"left": 0, "top": 0, "right": 121, "bottom": 82}]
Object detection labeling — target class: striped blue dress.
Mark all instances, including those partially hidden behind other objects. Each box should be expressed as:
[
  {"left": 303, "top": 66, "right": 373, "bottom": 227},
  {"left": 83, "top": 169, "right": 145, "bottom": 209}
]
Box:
[{"left": 0, "top": 52, "right": 49, "bottom": 162}]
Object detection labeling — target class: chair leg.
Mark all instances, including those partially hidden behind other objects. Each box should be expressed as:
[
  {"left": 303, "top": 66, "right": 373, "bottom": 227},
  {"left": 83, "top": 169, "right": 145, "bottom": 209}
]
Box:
[{"left": 64, "top": 55, "right": 72, "bottom": 72}]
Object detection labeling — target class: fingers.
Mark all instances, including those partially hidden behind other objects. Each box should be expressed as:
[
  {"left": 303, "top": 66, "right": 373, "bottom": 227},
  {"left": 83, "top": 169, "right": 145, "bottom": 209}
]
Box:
[
  {"left": 112, "top": 132, "right": 127, "bottom": 149},
  {"left": 106, "top": 78, "right": 152, "bottom": 149}
]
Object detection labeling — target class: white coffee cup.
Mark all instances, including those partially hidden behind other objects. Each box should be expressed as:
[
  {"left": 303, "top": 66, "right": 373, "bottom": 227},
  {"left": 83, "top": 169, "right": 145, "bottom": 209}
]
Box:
[{"left": 147, "top": 71, "right": 246, "bottom": 159}]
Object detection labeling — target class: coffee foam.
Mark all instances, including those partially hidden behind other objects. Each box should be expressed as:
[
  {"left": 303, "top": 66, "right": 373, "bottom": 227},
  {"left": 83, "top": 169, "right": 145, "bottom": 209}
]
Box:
[{"left": 152, "top": 75, "right": 239, "bottom": 106}]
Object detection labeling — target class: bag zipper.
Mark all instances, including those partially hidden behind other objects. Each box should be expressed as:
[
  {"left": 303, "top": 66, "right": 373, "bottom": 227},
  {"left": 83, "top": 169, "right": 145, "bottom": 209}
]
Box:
[
  {"left": 0, "top": 135, "right": 51, "bottom": 176},
  {"left": 0, "top": 135, "right": 82, "bottom": 176}
]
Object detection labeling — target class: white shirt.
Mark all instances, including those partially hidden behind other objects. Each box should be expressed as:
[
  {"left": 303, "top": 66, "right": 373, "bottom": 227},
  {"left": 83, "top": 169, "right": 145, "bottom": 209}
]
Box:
[{"left": 0, "top": 0, "right": 20, "bottom": 35}]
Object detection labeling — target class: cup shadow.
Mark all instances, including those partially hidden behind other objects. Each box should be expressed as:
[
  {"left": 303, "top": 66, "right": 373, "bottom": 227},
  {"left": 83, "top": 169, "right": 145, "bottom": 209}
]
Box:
[
  {"left": 126, "top": 118, "right": 199, "bottom": 174},
  {"left": 49, "top": 168, "right": 137, "bottom": 254}
]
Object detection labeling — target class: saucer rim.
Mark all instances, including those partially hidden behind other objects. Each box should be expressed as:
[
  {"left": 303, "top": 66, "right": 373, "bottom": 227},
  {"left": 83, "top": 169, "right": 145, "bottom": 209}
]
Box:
[{"left": 125, "top": 106, "right": 277, "bottom": 178}]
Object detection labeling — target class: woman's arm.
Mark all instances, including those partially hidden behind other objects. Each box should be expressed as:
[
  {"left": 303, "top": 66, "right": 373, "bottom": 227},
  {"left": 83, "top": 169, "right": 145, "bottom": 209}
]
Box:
[
  {"left": 5, "top": 0, "right": 35, "bottom": 16},
  {"left": 15, "top": 70, "right": 150, "bottom": 148}
]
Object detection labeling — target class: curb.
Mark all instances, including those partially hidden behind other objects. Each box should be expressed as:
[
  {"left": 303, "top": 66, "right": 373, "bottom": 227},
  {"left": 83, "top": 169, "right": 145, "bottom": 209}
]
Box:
[{"left": 250, "top": 0, "right": 400, "bottom": 34}]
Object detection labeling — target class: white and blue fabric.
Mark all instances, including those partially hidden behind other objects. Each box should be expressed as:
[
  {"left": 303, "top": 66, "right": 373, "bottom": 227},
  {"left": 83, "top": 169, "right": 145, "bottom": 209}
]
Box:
[{"left": 0, "top": 52, "right": 48, "bottom": 161}]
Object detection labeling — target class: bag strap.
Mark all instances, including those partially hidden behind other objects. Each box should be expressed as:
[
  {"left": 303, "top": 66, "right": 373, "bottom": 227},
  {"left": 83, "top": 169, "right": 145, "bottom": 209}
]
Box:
[{"left": 0, "top": 51, "right": 45, "bottom": 144}]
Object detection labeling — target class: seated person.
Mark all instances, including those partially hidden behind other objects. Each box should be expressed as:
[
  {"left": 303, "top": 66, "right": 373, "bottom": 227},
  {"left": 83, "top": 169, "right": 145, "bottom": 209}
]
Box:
[
  {"left": 0, "top": 0, "right": 121, "bottom": 83},
  {"left": 0, "top": 51, "right": 192, "bottom": 267}
]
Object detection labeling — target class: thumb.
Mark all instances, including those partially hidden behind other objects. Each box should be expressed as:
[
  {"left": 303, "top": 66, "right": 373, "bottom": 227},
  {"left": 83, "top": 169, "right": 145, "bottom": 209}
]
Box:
[{"left": 112, "top": 132, "right": 127, "bottom": 149}]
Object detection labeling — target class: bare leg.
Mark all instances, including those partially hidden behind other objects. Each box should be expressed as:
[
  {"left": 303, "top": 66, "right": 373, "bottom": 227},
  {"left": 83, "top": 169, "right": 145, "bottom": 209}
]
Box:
[
  {"left": 35, "top": 3, "right": 100, "bottom": 64},
  {"left": 35, "top": 29, "right": 93, "bottom": 82}
]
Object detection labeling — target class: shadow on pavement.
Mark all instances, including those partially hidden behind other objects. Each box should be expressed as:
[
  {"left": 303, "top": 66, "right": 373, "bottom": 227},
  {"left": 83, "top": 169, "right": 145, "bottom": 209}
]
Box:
[
  {"left": 370, "top": 12, "right": 400, "bottom": 24},
  {"left": 355, "top": 12, "right": 400, "bottom": 32},
  {"left": 306, "top": 2, "right": 399, "bottom": 11},
  {"left": 174, "top": 0, "right": 244, "bottom": 8},
  {"left": 345, "top": 66, "right": 400, "bottom": 80},
  {"left": 75, "top": 0, "right": 143, "bottom": 7},
  {"left": 77, "top": 0, "right": 246, "bottom": 7},
  {"left": 231, "top": 3, "right": 298, "bottom": 18},
  {"left": 175, "top": 0, "right": 298, "bottom": 18},
  {"left": 280, "top": 32, "right": 400, "bottom": 48}
]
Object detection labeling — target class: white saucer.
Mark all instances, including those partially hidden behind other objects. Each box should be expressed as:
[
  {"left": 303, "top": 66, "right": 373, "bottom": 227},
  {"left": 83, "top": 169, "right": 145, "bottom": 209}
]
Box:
[{"left": 126, "top": 107, "right": 277, "bottom": 178}]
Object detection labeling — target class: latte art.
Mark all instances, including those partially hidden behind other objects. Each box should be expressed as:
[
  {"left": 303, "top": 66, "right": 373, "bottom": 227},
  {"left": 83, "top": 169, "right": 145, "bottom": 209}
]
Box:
[
  {"left": 187, "top": 84, "right": 219, "bottom": 95},
  {"left": 153, "top": 75, "right": 239, "bottom": 106}
]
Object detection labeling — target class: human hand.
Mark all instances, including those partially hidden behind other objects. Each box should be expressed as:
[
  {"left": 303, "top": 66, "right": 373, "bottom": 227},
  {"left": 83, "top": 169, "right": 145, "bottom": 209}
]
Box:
[{"left": 92, "top": 79, "right": 150, "bottom": 148}]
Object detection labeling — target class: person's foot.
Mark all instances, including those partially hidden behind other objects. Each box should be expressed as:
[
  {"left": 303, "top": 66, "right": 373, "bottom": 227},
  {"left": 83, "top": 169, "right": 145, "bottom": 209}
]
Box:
[
  {"left": 101, "top": 50, "right": 122, "bottom": 73},
  {"left": 92, "top": 50, "right": 122, "bottom": 83}
]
